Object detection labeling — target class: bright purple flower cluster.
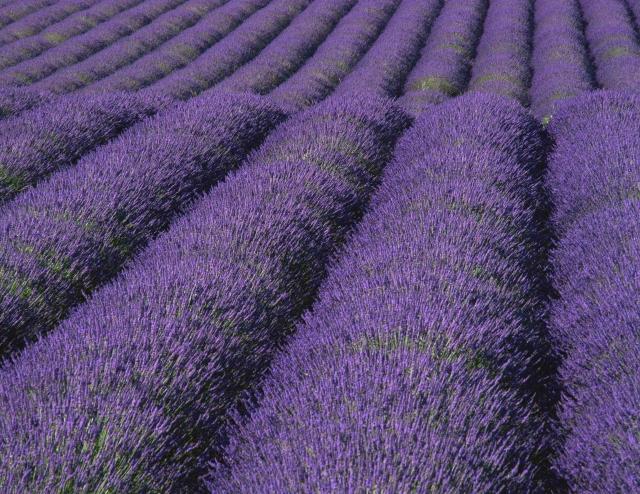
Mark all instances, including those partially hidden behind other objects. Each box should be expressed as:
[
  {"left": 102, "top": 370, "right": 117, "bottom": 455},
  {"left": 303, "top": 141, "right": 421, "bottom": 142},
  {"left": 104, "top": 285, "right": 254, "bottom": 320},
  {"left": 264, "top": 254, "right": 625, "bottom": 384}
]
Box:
[
  {"left": 147, "top": 0, "right": 311, "bottom": 99},
  {"left": 333, "top": 0, "right": 444, "bottom": 98},
  {"left": 579, "top": 0, "right": 640, "bottom": 89},
  {"left": 89, "top": 0, "right": 271, "bottom": 93},
  {"left": 0, "top": 0, "right": 57, "bottom": 30},
  {"left": 268, "top": 0, "right": 401, "bottom": 112},
  {"left": 215, "top": 0, "right": 357, "bottom": 95},
  {"left": 0, "top": 86, "right": 49, "bottom": 119},
  {"left": 530, "top": 0, "right": 595, "bottom": 121},
  {"left": 0, "top": 0, "right": 184, "bottom": 86},
  {"left": 399, "top": 0, "right": 488, "bottom": 115},
  {"left": 32, "top": 0, "right": 227, "bottom": 93},
  {"left": 546, "top": 91, "right": 640, "bottom": 491},
  {"left": 467, "top": 0, "right": 533, "bottom": 105},
  {"left": 0, "top": 92, "right": 284, "bottom": 358},
  {"left": 0, "top": 0, "right": 99, "bottom": 45},
  {"left": 0, "top": 94, "right": 409, "bottom": 493},
  {"left": 0, "top": 91, "right": 166, "bottom": 205},
  {"left": 211, "top": 93, "right": 552, "bottom": 493},
  {"left": 0, "top": 0, "right": 142, "bottom": 71}
]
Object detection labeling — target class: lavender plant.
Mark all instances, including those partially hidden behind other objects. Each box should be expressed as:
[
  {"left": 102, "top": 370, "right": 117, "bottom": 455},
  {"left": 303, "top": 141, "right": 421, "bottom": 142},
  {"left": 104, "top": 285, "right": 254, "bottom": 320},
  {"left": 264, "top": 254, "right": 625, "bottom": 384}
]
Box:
[
  {"left": 0, "top": 94, "right": 409, "bottom": 493},
  {"left": 0, "top": 92, "right": 284, "bottom": 357},
  {"left": 546, "top": 90, "right": 640, "bottom": 492},
  {"left": 0, "top": 0, "right": 58, "bottom": 30},
  {"left": 399, "top": 0, "right": 488, "bottom": 115},
  {"left": 0, "top": 86, "right": 50, "bottom": 119}
]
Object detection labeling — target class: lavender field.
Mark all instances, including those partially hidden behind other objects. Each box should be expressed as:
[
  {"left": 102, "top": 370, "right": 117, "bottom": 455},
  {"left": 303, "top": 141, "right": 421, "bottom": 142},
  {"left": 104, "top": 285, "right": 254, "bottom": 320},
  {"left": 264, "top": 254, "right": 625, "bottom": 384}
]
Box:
[{"left": 0, "top": 0, "right": 637, "bottom": 492}]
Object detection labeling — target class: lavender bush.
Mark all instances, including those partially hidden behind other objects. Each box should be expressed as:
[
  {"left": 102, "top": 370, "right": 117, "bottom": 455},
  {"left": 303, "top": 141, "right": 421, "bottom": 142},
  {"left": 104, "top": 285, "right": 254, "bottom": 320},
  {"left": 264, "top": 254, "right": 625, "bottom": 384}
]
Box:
[
  {"left": 546, "top": 91, "right": 640, "bottom": 491},
  {"left": 333, "top": 0, "right": 443, "bottom": 98},
  {"left": 0, "top": 92, "right": 284, "bottom": 358},
  {"left": 0, "top": 94, "right": 409, "bottom": 493},
  {"left": 0, "top": 91, "right": 167, "bottom": 205},
  {"left": 467, "top": 0, "right": 533, "bottom": 105},
  {"left": 33, "top": 0, "right": 227, "bottom": 93},
  {"left": 0, "top": 0, "right": 142, "bottom": 71},
  {"left": 0, "top": 0, "right": 185, "bottom": 86},
  {"left": 211, "top": 93, "right": 554, "bottom": 493},
  {"left": 89, "top": 0, "right": 271, "bottom": 93},
  {"left": 530, "top": 0, "right": 595, "bottom": 121},
  {"left": 0, "top": 0, "right": 57, "bottom": 30},
  {"left": 0, "top": 86, "right": 50, "bottom": 119},
  {"left": 268, "top": 0, "right": 401, "bottom": 112},
  {"left": 399, "top": 0, "right": 488, "bottom": 115}
]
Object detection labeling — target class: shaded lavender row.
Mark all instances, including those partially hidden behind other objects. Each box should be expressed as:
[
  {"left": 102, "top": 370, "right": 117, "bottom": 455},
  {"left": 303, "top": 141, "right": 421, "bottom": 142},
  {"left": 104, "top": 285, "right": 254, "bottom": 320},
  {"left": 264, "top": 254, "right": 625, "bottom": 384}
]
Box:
[
  {"left": 0, "top": 92, "right": 166, "bottom": 206},
  {"left": 148, "top": 0, "right": 311, "bottom": 99},
  {"left": 211, "top": 93, "right": 553, "bottom": 493},
  {"left": 530, "top": 0, "right": 595, "bottom": 121},
  {"left": 629, "top": 0, "right": 640, "bottom": 28},
  {"left": 89, "top": 0, "right": 269, "bottom": 93},
  {"left": 399, "top": 0, "right": 488, "bottom": 115},
  {"left": 0, "top": 0, "right": 99, "bottom": 46},
  {"left": 0, "top": 0, "right": 57, "bottom": 30},
  {"left": 0, "top": 92, "right": 284, "bottom": 359},
  {"left": 0, "top": 87, "right": 50, "bottom": 119},
  {"left": 215, "top": 0, "right": 356, "bottom": 95},
  {"left": 0, "top": 95, "right": 409, "bottom": 493},
  {"left": 33, "top": 0, "right": 227, "bottom": 93},
  {"left": 467, "top": 0, "right": 533, "bottom": 105},
  {"left": 0, "top": 0, "right": 186, "bottom": 86},
  {"left": 333, "top": 0, "right": 444, "bottom": 98},
  {"left": 0, "top": 0, "right": 142, "bottom": 71},
  {"left": 579, "top": 0, "right": 640, "bottom": 89},
  {"left": 547, "top": 91, "right": 640, "bottom": 491},
  {"left": 268, "top": 0, "right": 401, "bottom": 112}
]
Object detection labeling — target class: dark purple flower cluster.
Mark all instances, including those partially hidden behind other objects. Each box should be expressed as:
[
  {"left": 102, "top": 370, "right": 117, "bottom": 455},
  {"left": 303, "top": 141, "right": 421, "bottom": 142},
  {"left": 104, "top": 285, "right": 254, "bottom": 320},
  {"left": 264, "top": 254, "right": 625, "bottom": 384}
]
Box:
[
  {"left": 211, "top": 93, "right": 552, "bottom": 493},
  {"left": 0, "top": 0, "right": 99, "bottom": 45},
  {"left": 0, "top": 92, "right": 285, "bottom": 358},
  {"left": 215, "top": 0, "right": 357, "bottom": 95},
  {"left": 546, "top": 91, "right": 640, "bottom": 492},
  {"left": 0, "top": 0, "right": 184, "bottom": 86},
  {"left": 399, "top": 0, "right": 488, "bottom": 115},
  {"left": 33, "top": 0, "right": 227, "bottom": 94},
  {"left": 89, "top": 0, "right": 271, "bottom": 93},
  {"left": 579, "top": 0, "right": 640, "bottom": 89},
  {"left": 0, "top": 0, "right": 141, "bottom": 71},
  {"left": 0, "top": 86, "right": 49, "bottom": 119},
  {"left": 147, "top": 0, "right": 311, "bottom": 99},
  {"left": 0, "top": 94, "right": 409, "bottom": 493},
  {"left": 0, "top": 91, "right": 166, "bottom": 205},
  {"left": 333, "top": 0, "right": 444, "bottom": 98},
  {"left": 530, "top": 0, "right": 595, "bottom": 121},
  {"left": 467, "top": 0, "right": 532, "bottom": 105},
  {"left": 0, "top": 0, "right": 57, "bottom": 30},
  {"left": 267, "top": 0, "right": 401, "bottom": 112}
]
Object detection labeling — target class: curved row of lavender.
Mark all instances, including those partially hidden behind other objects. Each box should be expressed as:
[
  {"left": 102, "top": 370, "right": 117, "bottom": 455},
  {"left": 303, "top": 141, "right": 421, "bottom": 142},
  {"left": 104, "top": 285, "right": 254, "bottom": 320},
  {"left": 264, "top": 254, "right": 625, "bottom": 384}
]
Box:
[
  {"left": 0, "top": 94, "right": 409, "bottom": 493},
  {"left": 0, "top": 92, "right": 284, "bottom": 359},
  {"left": 0, "top": 0, "right": 57, "bottom": 30},
  {"left": 32, "top": 0, "right": 228, "bottom": 94},
  {"left": 0, "top": 91, "right": 166, "bottom": 205},
  {"left": 529, "top": 0, "right": 595, "bottom": 121},
  {"left": 579, "top": 0, "right": 640, "bottom": 89},
  {"left": 88, "top": 0, "right": 270, "bottom": 93},
  {"left": 214, "top": 0, "right": 356, "bottom": 95},
  {"left": 0, "top": 86, "right": 49, "bottom": 119},
  {"left": 0, "top": 0, "right": 99, "bottom": 46},
  {"left": 145, "top": 0, "right": 312, "bottom": 99},
  {"left": 332, "top": 0, "right": 443, "bottom": 98},
  {"left": 267, "top": 0, "right": 401, "bottom": 112},
  {"left": 211, "top": 93, "right": 554, "bottom": 493},
  {"left": 0, "top": 0, "right": 142, "bottom": 71},
  {"left": 547, "top": 91, "right": 640, "bottom": 492},
  {"left": 467, "top": 0, "right": 533, "bottom": 105},
  {"left": 399, "top": 0, "right": 488, "bottom": 115},
  {"left": 0, "top": 0, "right": 185, "bottom": 86}
]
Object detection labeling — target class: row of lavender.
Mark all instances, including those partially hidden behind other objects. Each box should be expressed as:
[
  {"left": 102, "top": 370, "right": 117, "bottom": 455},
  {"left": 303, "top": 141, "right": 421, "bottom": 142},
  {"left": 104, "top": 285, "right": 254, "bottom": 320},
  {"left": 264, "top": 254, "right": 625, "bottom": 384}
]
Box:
[{"left": 0, "top": 94, "right": 409, "bottom": 492}]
